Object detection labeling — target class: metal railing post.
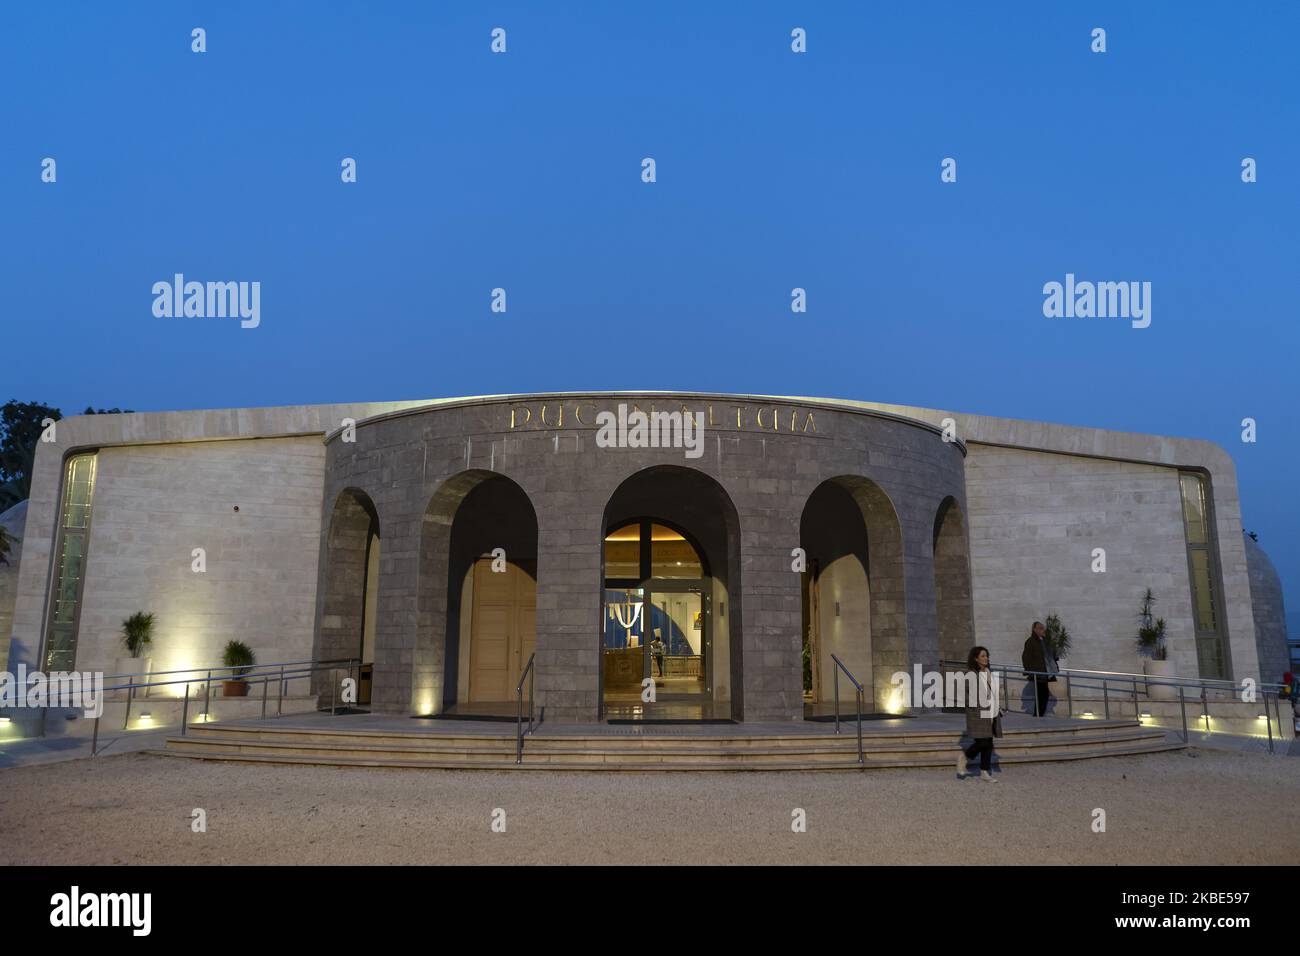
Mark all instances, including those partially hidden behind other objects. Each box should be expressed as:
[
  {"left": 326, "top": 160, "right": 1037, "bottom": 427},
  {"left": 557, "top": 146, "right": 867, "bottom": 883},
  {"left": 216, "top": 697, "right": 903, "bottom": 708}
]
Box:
[
  {"left": 515, "top": 653, "right": 536, "bottom": 764},
  {"left": 123, "top": 680, "right": 133, "bottom": 730},
  {"left": 1178, "top": 685, "right": 1188, "bottom": 743},
  {"left": 204, "top": 670, "right": 212, "bottom": 720},
  {"left": 1201, "top": 686, "right": 1210, "bottom": 735},
  {"left": 1266, "top": 693, "right": 1275, "bottom": 754},
  {"left": 1102, "top": 679, "right": 1110, "bottom": 720},
  {"left": 91, "top": 715, "right": 100, "bottom": 757},
  {"left": 181, "top": 683, "right": 190, "bottom": 735},
  {"left": 261, "top": 674, "right": 269, "bottom": 718},
  {"left": 1132, "top": 677, "right": 1139, "bottom": 720},
  {"left": 855, "top": 687, "right": 864, "bottom": 766},
  {"left": 1065, "top": 673, "right": 1072, "bottom": 718},
  {"left": 833, "top": 666, "right": 841, "bottom": 734},
  {"left": 278, "top": 665, "right": 285, "bottom": 716}
]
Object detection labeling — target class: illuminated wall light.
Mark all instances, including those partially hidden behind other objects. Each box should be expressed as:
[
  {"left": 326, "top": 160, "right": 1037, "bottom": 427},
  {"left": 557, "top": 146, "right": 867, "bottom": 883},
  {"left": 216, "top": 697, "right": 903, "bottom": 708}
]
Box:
[
  {"left": 1140, "top": 711, "right": 1152, "bottom": 718},
  {"left": 0, "top": 716, "right": 12, "bottom": 726}
]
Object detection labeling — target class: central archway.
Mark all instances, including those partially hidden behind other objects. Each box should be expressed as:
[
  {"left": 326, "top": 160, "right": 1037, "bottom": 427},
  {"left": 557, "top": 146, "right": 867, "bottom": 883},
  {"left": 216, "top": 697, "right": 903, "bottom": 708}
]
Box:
[{"left": 600, "top": 466, "right": 741, "bottom": 721}]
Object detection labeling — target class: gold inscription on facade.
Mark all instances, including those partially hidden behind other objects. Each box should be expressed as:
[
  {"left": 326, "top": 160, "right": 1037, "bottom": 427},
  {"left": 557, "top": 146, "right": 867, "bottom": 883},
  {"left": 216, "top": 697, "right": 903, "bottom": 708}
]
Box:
[{"left": 506, "top": 402, "right": 819, "bottom": 435}]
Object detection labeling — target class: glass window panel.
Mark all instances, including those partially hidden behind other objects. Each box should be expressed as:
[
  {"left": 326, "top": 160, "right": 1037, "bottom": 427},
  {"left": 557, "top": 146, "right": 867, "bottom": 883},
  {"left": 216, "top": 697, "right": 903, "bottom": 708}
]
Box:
[
  {"left": 603, "top": 524, "right": 641, "bottom": 579},
  {"left": 62, "top": 455, "right": 97, "bottom": 529},
  {"left": 52, "top": 534, "right": 85, "bottom": 624},
  {"left": 1189, "top": 549, "right": 1218, "bottom": 632},
  {"left": 1179, "top": 473, "right": 1208, "bottom": 545},
  {"left": 44, "top": 630, "right": 76, "bottom": 672},
  {"left": 44, "top": 453, "right": 97, "bottom": 670},
  {"left": 603, "top": 587, "right": 646, "bottom": 650},
  {"left": 650, "top": 523, "right": 703, "bottom": 578},
  {"left": 1196, "top": 637, "right": 1224, "bottom": 681}
]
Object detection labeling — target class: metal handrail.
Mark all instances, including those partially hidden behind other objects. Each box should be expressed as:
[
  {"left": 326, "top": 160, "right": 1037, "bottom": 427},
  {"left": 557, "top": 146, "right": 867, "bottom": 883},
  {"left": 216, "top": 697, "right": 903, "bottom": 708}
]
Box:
[
  {"left": 79, "top": 656, "right": 361, "bottom": 756},
  {"left": 829, "top": 654, "right": 865, "bottom": 766},
  {"left": 515, "top": 652, "right": 537, "bottom": 764},
  {"left": 96, "top": 657, "right": 359, "bottom": 692},
  {"left": 939, "top": 658, "right": 1285, "bottom": 694},
  {"left": 1053, "top": 665, "right": 1284, "bottom": 694},
  {"left": 938, "top": 658, "right": 1291, "bottom": 753}
]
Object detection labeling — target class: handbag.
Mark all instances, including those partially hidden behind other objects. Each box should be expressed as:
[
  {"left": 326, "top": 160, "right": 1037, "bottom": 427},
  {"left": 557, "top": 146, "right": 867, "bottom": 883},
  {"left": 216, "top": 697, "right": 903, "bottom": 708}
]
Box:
[{"left": 992, "top": 714, "right": 1004, "bottom": 738}]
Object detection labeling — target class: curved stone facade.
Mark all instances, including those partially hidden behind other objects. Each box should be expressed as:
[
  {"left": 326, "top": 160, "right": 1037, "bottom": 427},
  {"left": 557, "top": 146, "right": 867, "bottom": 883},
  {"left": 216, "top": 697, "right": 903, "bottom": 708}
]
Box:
[
  {"left": 314, "top": 393, "right": 970, "bottom": 722},
  {"left": 1244, "top": 533, "right": 1290, "bottom": 681},
  {"left": 7, "top": 391, "right": 1266, "bottom": 722}
]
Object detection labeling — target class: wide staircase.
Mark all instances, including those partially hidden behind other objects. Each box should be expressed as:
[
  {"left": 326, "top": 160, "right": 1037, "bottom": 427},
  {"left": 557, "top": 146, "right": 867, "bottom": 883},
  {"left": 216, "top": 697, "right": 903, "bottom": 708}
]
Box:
[{"left": 156, "top": 714, "right": 1179, "bottom": 772}]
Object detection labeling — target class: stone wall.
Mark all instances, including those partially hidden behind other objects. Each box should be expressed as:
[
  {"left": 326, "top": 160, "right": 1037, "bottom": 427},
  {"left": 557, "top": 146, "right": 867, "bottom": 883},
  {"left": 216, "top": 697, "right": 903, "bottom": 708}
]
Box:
[
  {"left": 964, "top": 444, "right": 1212, "bottom": 681},
  {"left": 57, "top": 438, "right": 325, "bottom": 681}
]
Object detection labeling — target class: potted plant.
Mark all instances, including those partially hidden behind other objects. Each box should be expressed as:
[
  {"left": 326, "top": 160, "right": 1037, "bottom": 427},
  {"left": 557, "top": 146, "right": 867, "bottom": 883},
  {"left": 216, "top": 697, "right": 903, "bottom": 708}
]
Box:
[
  {"left": 1044, "top": 613, "right": 1071, "bottom": 659},
  {"left": 1135, "top": 588, "right": 1175, "bottom": 699},
  {"left": 221, "top": 640, "right": 256, "bottom": 697},
  {"left": 114, "top": 612, "right": 154, "bottom": 701},
  {"left": 1043, "top": 612, "right": 1071, "bottom": 700}
]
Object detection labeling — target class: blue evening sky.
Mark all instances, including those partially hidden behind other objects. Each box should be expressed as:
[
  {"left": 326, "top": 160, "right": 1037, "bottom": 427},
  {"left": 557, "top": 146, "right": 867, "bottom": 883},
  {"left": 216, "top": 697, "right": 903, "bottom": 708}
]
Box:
[{"left": 3, "top": 2, "right": 1297, "bottom": 617}]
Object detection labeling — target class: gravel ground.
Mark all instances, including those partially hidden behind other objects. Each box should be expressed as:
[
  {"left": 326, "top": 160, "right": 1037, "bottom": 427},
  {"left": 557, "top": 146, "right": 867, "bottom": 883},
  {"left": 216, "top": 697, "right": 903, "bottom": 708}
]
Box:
[{"left": 0, "top": 748, "right": 1296, "bottom": 865}]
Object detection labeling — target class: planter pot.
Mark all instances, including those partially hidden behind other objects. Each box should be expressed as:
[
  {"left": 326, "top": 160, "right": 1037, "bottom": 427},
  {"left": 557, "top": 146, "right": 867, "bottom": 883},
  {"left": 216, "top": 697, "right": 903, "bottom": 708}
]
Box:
[
  {"left": 112, "top": 657, "right": 152, "bottom": 701},
  {"left": 1143, "top": 659, "right": 1177, "bottom": 700},
  {"left": 222, "top": 680, "right": 249, "bottom": 698}
]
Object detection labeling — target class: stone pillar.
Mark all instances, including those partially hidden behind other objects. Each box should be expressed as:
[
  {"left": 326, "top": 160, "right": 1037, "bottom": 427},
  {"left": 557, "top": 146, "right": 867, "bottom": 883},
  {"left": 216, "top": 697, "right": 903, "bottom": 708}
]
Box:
[
  {"left": 900, "top": 510, "right": 941, "bottom": 676},
  {"left": 370, "top": 512, "right": 423, "bottom": 714},
  {"left": 532, "top": 504, "right": 603, "bottom": 722},
  {"left": 739, "top": 507, "right": 804, "bottom": 722}
]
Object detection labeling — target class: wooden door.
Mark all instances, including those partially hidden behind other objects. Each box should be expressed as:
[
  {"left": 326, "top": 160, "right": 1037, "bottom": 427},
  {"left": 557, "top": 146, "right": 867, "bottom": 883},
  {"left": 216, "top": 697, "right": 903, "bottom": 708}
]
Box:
[{"left": 468, "top": 558, "right": 536, "bottom": 702}]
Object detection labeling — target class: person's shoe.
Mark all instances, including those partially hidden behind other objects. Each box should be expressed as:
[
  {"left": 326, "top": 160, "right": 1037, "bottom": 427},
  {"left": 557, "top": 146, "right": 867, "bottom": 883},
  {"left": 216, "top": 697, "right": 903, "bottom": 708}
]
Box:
[
  {"left": 981, "top": 771, "right": 997, "bottom": 782},
  {"left": 955, "top": 752, "right": 966, "bottom": 778}
]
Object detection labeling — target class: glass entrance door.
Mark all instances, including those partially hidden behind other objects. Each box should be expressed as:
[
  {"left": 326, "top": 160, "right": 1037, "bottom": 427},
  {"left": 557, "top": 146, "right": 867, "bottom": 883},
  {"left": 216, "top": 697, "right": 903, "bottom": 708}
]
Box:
[
  {"left": 646, "top": 585, "right": 706, "bottom": 698},
  {"left": 602, "top": 519, "right": 712, "bottom": 717}
]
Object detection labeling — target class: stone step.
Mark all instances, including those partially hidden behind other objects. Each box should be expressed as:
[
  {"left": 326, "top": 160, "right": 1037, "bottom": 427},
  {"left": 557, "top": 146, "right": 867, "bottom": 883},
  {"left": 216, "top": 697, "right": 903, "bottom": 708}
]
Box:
[
  {"left": 169, "top": 729, "right": 1156, "bottom": 758},
  {"left": 148, "top": 737, "right": 1183, "bottom": 772},
  {"left": 160, "top": 727, "right": 1168, "bottom": 765},
  {"left": 178, "top": 719, "right": 1144, "bottom": 750}
]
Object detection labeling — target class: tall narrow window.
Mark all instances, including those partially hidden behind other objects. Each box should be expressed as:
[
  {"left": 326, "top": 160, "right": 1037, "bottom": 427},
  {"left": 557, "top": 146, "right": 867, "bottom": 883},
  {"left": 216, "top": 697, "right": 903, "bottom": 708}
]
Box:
[
  {"left": 1178, "top": 472, "right": 1229, "bottom": 679},
  {"left": 44, "top": 453, "right": 97, "bottom": 671}
]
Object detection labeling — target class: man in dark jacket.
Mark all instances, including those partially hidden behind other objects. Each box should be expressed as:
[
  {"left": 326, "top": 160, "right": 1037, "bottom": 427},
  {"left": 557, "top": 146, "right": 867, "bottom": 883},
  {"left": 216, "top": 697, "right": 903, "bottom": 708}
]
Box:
[{"left": 1021, "top": 621, "right": 1058, "bottom": 716}]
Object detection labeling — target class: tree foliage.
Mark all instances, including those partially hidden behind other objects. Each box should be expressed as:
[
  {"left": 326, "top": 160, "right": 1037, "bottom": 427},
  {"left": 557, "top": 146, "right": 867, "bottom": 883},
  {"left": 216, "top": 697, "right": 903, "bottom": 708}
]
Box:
[{"left": 0, "top": 400, "right": 61, "bottom": 511}]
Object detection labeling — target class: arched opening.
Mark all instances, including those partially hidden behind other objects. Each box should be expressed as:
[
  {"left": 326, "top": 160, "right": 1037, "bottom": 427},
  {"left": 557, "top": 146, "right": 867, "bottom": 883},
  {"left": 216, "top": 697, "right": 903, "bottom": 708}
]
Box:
[
  {"left": 933, "top": 496, "right": 974, "bottom": 668},
  {"left": 601, "top": 467, "right": 741, "bottom": 721},
  {"left": 414, "top": 471, "right": 537, "bottom": 717},
  {"left": 317, "top": 488, "right": 380, "bottom": 706},
  {"left": 799, "top": 476, "right": 906, "bottom": 716}
]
